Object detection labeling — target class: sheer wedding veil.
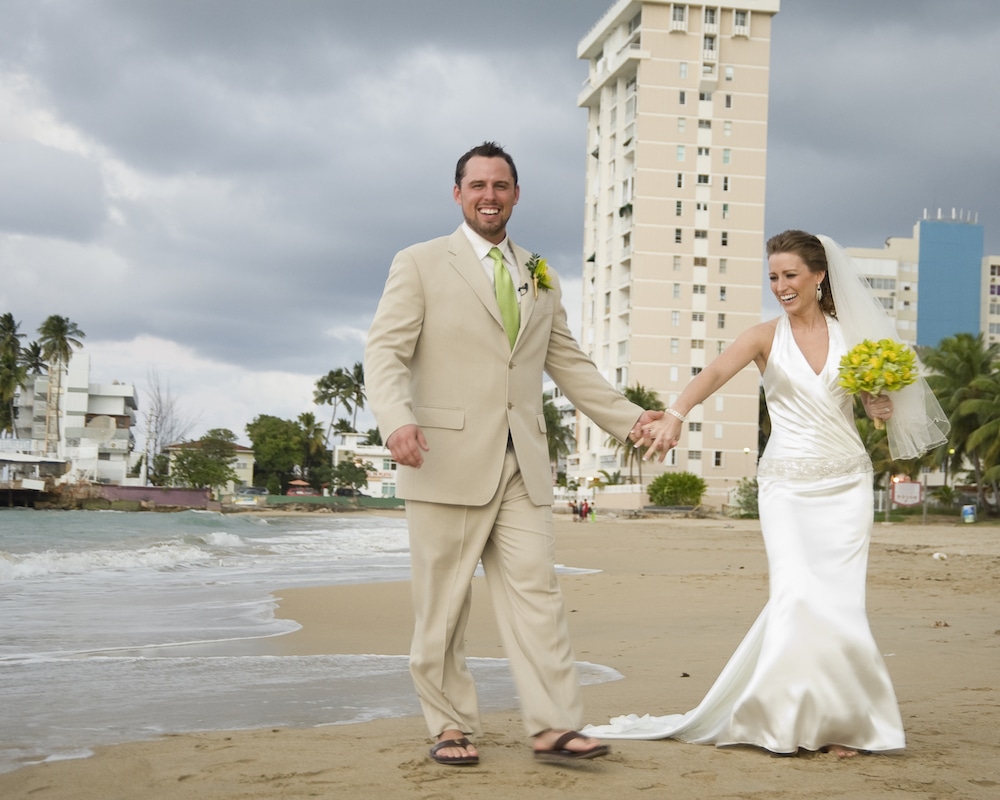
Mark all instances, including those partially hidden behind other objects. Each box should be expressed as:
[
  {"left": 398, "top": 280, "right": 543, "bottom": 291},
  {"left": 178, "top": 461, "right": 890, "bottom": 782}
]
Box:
[{"left": 818, "top": 234, "right": 950, "bottom": 460}]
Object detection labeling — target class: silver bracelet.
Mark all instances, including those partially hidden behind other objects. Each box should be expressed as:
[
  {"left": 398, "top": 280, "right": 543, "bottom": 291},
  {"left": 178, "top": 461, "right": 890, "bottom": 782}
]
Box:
[{"left": 664, "top": 408, "right": 685, "bottom": 422}]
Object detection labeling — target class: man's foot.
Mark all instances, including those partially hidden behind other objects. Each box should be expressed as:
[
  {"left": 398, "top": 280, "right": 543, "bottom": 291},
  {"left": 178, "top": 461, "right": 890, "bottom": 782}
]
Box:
[
  {"left": 533, "top": 730, "right": 610, "bottom": 763},
  {"left": 430, "top": 730, "right": 479, "bottom": 766}
]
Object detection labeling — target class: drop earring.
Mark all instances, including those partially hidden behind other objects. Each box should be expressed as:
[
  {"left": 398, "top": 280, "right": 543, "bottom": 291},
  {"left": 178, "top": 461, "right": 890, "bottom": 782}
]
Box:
[{"left": 815, "top": 283, "right": 823, "bottom": 301}]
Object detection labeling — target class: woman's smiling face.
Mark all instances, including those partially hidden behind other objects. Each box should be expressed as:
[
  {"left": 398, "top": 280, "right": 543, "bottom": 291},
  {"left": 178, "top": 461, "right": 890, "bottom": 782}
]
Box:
[{"left": 768, "top": 251, "right": 825, "bottom": 312}]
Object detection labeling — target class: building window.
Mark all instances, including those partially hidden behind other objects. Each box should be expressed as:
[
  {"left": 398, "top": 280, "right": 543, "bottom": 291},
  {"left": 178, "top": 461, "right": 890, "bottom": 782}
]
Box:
[
  {"left": 735, "top": 9, "right": 749, "bottom": 27},
  {"left": 699, "top": 91, "right": 712, "bottom": 101},
  {"left": 721, "top": 231, "right": 729, "bottom": 246},
  {"left": 714, "top": 450, "right": 724, "bottom": 467},
  {"left": 694, "top": 257, "right": 707, "bottom": 266},
  {"left": 689, "top": 421, "right": 703, "bottom": 432},
  {"left": 717, "top": 340, "right": 725, "bottom": 354},
  {"left": 676, "top": 200, "right": 683, "bottom": 216},
  {"left": 719, "top": 258, "right": 727, "bottom": 274},
  {"left": 678, "top": 117, "right": 686, "bottom": 132},
  {"left": 671, "top": 337, "right": 679, "bottom": 353},
  {"left": 725, "top": 65, "right": 734, "bottom": 81},
  {"left": 705, "top": 7, "right": 717, "bottom": 24},
  {"left": 722, "top": 176, "right": 731, "bottom": 191},
  {"left": 725, "top": 94, "right": 733, "bottom": 109},
  {"left": 698, "top": 146, "right": 710, "bottom": 156},
  {"left": 696, "top": 201, "right": 709, "bottom": 211},
  {"left": 673, "top": 283, "right": 681, "bottom": 299},
  {"left": 697, "top": 174, "right": 710, "bottom": 185},
  {"left": 675, "top": 228, "right": 683, "bottom": 243},
  {"left": 724, "top": 120, "right": 733, "bottom": 136},
  {"left": 691, "top": 339, "right": 704, "bottom": 349},
  {"left": 691, "top": 367, "right": 702, "bottom": 376},
  {"left": 677, "top": 144, "right": 686, "bottom": 161},
  {"left": 673, "top": 255, "right": 682, "bottom": 270},
  {"left": 694, "top": 229, "right": 708, "bottom": 239},
  {"left": 679, "top": 90, "right": 686, "bottom": 105},
  {"left": 679, "top": 61, "right": 688, "bottom": 78},
  {"left": 673, "top": 5, "right": 687, "bottom": 22},
  {"left": 670, "top": 365, "right": 679, "bottom": 382},
  {"left": 717, "top": 313, "right": 726, "bottom": 329},
  {"left": 677, "top": 173, "right": 684, "bottom": 188},
  {"left": 698, "top": 119, "right": 712, "bottom": 129},
  {"left": 692, "top": 312, "right": 705, "bottom": 322},
  {"left": 721, "top": 202, "right": 730, "bottom": 218},
  {"left": 704, "top": 35, "right": 716, "bottom": 52},
  {"left": 688, "top": 450, "right": 702, "bottom": 460},
  {"left": 722, "top": 148, "right": 732, "bottom": 164},
  {"left": 719, "top": 286, "right": 727, "bottom": 301},
  {"left": 671, "top": 311, "right": 680, "bottom": 326},
  {"left": 693, "top": 284, "right": 706, "bottom": 294}
]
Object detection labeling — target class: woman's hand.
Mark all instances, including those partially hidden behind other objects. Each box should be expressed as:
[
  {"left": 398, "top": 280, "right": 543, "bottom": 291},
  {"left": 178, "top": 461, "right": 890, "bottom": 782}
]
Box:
[{"left": 861, "top": 392, "right": 893, "bottom": 423}]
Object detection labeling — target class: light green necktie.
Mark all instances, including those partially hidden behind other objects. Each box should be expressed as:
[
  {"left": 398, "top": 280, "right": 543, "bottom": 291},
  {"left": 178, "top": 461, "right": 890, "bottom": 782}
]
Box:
[{"left": 490, "top": 246, "right": 519, "bottom": 348}]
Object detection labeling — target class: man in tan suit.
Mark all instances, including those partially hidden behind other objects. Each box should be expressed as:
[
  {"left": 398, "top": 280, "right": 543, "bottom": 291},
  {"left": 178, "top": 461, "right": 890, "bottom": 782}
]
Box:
[{"left": 365, "top": 142, "right": 657, "bottom": 765}]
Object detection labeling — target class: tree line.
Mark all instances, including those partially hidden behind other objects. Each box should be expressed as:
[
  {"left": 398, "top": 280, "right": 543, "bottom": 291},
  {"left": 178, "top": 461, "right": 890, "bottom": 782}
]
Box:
[{"left": 6, "top": 308, "right": 1000, "bottom": 514}]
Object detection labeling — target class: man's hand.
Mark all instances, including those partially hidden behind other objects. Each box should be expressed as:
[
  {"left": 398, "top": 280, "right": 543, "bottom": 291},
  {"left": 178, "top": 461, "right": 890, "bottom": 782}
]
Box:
[{"left": 386, "top": 424, "right": 430, "bottom": 468}]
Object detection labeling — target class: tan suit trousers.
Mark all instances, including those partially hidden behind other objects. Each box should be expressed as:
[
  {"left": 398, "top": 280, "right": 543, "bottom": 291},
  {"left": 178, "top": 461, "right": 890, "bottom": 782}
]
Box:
[{"left": 405, "top": 447, "right": 581, "bottom": 738}]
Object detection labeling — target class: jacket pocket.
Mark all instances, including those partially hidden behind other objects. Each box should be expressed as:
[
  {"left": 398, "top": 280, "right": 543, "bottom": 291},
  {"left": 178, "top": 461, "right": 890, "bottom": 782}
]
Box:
[{"left": 414, "top": 406, "right": 465, "bottom": 430}]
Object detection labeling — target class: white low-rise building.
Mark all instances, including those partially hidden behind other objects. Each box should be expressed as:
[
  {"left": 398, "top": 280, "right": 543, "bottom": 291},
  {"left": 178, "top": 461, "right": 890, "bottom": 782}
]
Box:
[{"left": 12, "top": 353, "right": 138, "bottom": 485}]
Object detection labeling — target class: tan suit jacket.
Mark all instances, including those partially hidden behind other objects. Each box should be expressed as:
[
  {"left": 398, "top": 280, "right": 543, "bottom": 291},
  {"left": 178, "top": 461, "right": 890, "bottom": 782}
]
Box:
[{"left": 365, "top": 226, "right": 642, "bottom": 506}]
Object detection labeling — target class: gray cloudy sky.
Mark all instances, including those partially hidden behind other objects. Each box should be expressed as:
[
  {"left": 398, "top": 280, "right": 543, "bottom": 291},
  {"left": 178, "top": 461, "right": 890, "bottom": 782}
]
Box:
[{"left": 2, "top": 0, "right": 998, "bottom": 445}]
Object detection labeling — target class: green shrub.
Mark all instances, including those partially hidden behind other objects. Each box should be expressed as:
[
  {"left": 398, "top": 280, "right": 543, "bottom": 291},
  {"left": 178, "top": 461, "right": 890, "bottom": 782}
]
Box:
[
  {"left": 647, "top": 471, "right": 707, "bottom": 506},
  {"left": 734, "top": 477, "right": 759, "bottom": 518}
]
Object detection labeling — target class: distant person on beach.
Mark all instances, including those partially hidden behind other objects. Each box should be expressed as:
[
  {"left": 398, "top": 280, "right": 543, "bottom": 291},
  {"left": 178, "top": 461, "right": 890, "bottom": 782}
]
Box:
[
  {"left": 365, "top": 141, "right": 659, "bottom": 766},
  {"left": 586, "top": 230, "right": 948, "bottom": 756}
]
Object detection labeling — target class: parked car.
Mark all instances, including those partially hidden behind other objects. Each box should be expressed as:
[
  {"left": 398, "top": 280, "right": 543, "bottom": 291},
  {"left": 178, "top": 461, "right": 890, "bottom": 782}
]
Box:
[
  {"left": 237, "top": 486, "right": 268, "bottom": 496},
  {"left": 286, "top": 486, "right": 320, "bottom": 496},
  {"left": 334, "top": 487, "right": 366, "bottom": 497}
]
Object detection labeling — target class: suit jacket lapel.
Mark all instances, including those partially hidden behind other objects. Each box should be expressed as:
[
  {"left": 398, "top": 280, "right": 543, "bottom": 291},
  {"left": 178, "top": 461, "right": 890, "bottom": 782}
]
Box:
[
  {"left": 447, "top": 227, "right": 505, "bottom": 328},
  {"left": 509, "top": 239, "right": 536, "bottom": 338}
]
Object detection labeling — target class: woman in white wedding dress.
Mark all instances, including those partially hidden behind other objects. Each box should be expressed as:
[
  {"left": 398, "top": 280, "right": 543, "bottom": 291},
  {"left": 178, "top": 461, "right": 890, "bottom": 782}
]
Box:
[{"left": 584, "top": 230, "right": 948, "bottom": 756}]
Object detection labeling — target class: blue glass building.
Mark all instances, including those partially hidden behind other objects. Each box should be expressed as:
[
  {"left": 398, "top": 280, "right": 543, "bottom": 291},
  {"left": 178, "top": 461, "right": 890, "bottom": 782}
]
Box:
[{"left": 917, "top": 218, "right": 984, "bottom": 347}]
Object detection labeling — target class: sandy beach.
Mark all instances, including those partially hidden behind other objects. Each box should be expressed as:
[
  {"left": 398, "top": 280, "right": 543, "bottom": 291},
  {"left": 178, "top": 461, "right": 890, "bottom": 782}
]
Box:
[{"left": 2, "top": 512, "right": 997, "bottom": 799}]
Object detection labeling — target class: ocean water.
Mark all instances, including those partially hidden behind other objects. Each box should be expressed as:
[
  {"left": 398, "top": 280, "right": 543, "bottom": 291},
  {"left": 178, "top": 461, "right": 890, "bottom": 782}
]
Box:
[{"left": 0, "top": 509, "right": 617, "bottom": 774}]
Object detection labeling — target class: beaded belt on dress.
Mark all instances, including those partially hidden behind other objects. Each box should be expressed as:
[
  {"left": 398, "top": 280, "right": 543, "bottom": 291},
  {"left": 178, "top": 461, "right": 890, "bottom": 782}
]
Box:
[{"left": 756, "top": 454, "right": 872, "bottom": 479}]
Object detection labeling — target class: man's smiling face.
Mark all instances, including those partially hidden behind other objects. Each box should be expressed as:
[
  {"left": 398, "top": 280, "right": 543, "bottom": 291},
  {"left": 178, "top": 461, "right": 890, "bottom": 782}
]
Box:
[{"left": 454, "top": 155, "right": 519, "bottom": 244}]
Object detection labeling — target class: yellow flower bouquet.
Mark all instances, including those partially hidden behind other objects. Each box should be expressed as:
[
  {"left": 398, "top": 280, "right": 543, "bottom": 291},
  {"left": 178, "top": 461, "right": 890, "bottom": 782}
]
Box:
[{"left": 837, "top": 338, "right": 918, "bottom": 429}]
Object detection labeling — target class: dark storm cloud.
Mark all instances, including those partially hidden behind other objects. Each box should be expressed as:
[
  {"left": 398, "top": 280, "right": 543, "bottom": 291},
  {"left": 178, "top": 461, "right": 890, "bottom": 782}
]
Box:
[{"left": 1, "top": 0, "right": 998, "bottom": 438}]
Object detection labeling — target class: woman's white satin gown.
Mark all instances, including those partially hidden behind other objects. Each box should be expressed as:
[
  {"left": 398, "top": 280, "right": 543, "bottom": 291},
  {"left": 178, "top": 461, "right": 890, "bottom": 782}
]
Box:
[{"left": 584, "top": 315, "right": 905, "bottom": 753}]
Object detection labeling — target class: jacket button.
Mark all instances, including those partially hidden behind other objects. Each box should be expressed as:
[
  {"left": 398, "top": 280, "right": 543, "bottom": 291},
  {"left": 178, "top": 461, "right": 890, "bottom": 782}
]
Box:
[{"left": 507, "top": 402, "right": 514, "bottom": 410}]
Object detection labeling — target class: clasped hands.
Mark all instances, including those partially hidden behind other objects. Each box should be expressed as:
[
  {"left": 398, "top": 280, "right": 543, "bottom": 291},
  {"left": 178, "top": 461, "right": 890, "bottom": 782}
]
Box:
[{"left": 630, "top": 410, "right": 679, "bottom": 463}]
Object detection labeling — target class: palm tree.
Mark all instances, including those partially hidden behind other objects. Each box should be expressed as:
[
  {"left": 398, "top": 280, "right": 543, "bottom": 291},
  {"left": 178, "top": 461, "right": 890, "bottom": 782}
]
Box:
[
  {"left": 37, "top": 315, "right": 86, "bottom": 454},
  {"left": 921, "top": 333, "right": 1000, "bottom": 510},
  {"left": 297, "top": 412, "right": 328, "bottom": 477},
  {"left": 542, "top": 394, "right": 575, "bottom": 467},
  {"left": 345, "top": 361, "right": 366, "bottom": 430},
  {"left": 0, "top": 314, "right": 28, "bottom": 435},
  {"left": 20, "top": 341, "right": 47, "bottom": 374},
  {"left": 958, "top": 370, "right": 1000, "bottom": 513},
  {"left": 608, "top": 383, "right": 665, "bottom": 485},
  {"left": 314, "top": 368, "right": 352, "bottom": 444}
]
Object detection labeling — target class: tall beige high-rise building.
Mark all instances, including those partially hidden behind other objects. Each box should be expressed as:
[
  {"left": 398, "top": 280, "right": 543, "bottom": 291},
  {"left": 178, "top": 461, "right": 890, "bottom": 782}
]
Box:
[{"left": 572, "top": 1, "right": 780, "bottom": 505}]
